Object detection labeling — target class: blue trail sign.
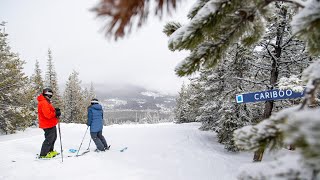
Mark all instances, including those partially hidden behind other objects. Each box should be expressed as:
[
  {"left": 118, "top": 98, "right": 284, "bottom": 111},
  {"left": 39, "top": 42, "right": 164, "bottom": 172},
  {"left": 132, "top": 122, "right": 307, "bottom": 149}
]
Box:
[{"left": 236, "top": 89, "right": 304, "bottom": 104}]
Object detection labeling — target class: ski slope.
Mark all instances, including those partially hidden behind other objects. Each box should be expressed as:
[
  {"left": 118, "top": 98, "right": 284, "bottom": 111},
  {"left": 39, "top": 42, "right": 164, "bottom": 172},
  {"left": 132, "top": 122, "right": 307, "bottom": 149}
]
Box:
[{"left": 0, "top": 123, "right": 252, "bottom": 180}]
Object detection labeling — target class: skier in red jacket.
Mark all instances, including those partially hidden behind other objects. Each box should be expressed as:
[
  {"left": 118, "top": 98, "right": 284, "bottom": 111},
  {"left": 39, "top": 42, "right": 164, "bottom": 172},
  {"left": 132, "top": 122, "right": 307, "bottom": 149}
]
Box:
[{"left": 37, "top": 88, "right": 61, "bottom": 158}]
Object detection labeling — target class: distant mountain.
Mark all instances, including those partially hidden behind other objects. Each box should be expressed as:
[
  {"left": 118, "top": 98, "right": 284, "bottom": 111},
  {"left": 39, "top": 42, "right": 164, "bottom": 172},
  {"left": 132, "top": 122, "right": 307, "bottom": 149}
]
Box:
[
  {"left": 85, "top": 83, "right": 177, "bottom": 111},
  {"left": 94, "top": 83, "right": 146, "bottom": 99}
]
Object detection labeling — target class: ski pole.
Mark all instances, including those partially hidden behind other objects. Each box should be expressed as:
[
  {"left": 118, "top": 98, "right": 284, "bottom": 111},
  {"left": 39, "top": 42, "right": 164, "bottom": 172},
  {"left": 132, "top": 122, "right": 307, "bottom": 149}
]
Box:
[
  {"left": 76, "top": 126, "right": 89, "bottom": 156},
  {"left": 57, "top": 122, "right": 63, "bottom": 162},
  {"left": 87, "top": 138, "right": 91, "bottom": 150}
]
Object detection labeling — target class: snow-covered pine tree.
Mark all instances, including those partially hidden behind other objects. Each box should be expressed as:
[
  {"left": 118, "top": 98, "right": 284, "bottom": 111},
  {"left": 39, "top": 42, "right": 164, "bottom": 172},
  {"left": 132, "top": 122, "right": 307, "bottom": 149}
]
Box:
[
  {"left": 28, "top": 60, "right": 44, "bottom": 125},
  {"left": 30, "top": 60, "right": 44, "bottom": 96},
  {"left": 196, "top": 67, "right": 225, "bottom": 131},
  {"left": 44, "top": 49, "right": 62, "bottom": 108},
  {"left": 183, "top": 78, "right": 204, "bottom": 122},
  {"left": 18, "top": 82, "right": 38, "bottom": 128},
  {"left": 0, "top": 22, "right": 33, "bottom": 133},
  {"left": 174, "top": 83, "right": 189, "bottom": 123},
  {"left": 188, "top": 44, "right": 255, "bottom": 151},
  {"left": 80, "top": 82, "right": 97, "bottom": 124},
  {"left": 89, "top": 82, "right": 96, "bottom": 100},
  {"left": 63, "top": 70, "right": 86, "bottom": 124},
  {"left": 214, "top": 44, "right": 255, "bottom": 151}
]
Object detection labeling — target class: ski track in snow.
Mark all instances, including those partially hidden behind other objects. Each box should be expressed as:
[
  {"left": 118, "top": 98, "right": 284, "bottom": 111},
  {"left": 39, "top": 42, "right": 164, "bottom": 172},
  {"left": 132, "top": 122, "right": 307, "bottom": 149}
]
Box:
[{"left": 0, "top": 122, "right": 252, "bottom": 180}]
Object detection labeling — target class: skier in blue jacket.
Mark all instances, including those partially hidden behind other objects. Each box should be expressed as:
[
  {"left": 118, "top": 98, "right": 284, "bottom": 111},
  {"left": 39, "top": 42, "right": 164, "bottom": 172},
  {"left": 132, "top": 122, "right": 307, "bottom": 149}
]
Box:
[{"left": 87, "top": 98, "right": 110, "bottom": 151}]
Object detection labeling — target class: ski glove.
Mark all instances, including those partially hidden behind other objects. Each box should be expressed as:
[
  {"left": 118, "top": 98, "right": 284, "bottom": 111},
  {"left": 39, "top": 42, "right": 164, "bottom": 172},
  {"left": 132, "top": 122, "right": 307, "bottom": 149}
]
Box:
[{"left": 55, "top": 108, "right": 61, "bottom": 118}]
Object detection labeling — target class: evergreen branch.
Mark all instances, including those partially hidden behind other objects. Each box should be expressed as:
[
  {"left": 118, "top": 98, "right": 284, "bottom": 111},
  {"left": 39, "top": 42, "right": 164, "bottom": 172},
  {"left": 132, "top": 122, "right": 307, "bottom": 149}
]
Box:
[
  {"left": 271, "top": 0, "right": 305, "bottom": 8},
  {"left": 187, "top": 0, "right": 210, "bottom": 19},
  {"left": 169, "top": 0, "right": 239, "bottom": 51},
  {"left": 278, "top": 56, "right": 309, "bottom": 65},
  {"left": 261, "top": 41, "right": 276, "bottom": 49},
  {"left": 0, "top": 81, "right": 23, "bottom": 91},
  {"left": 0, "top": 103, "right": 28, "bottom": 109},
  {"left": 176, "top": 9, "right": 253, "bottom": 76},
  {"left": 163, "top": 22, "right": 182, "bottom": 37},
  {"left": 233, "top": 77, "right": 270, "bottom": 88},
  {"left": 247, "top": 61, "right": 272, "bottom": 71},
  {"left": 223, "top": 89, "right": 236, "bottom": 98},
  {"left": 299, "top": 78, "right": 320, "bottom": 110},
  {"left": 266, "top": 46, "right": 278, "bottom": 64},
  {"left": 281, "top": 35, "right": 295, "bottom": 49}
]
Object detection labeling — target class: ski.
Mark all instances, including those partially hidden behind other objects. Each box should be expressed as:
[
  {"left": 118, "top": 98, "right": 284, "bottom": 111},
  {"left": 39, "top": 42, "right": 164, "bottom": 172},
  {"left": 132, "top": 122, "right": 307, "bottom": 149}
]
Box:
[
  {"left": 35, "top": 146, "right": 125, "bottom": 161},
  {"left": 120, "top": 147, "right": 128, "bottom": 152},
  {"left": 76, "top": 150, "right": 90, "bottom": 157}
]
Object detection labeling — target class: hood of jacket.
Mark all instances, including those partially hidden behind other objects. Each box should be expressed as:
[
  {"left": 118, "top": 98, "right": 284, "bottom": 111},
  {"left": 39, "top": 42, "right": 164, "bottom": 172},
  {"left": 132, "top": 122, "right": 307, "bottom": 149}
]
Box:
[{"left": 90, "top": 103, "right": 102, "bottom": 110}]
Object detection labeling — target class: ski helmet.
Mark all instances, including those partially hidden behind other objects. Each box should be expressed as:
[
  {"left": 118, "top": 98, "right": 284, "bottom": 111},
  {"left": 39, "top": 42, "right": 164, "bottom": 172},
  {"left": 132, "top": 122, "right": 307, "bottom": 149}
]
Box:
[
  {"left": 42, "top": 88, "right": 53, "bottom": 97},
  {"left": 91, "top": 98, "right": 99, "bottom": 104}
]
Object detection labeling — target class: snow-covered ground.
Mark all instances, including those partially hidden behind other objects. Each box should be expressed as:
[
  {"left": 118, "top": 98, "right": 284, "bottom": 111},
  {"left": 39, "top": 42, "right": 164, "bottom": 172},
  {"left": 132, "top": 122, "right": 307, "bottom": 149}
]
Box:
[{"left": 0, "top": 122, "right": 253, "bottom": 180}]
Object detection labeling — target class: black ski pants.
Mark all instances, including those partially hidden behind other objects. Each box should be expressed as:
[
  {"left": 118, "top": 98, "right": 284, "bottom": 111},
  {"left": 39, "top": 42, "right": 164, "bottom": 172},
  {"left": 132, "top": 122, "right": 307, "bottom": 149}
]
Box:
[
  {"left": 40, "top": 126, "right": 57, "bottom": 156},
  {"left": 90, "top": 131, "right": 108, "bottom": 151}
]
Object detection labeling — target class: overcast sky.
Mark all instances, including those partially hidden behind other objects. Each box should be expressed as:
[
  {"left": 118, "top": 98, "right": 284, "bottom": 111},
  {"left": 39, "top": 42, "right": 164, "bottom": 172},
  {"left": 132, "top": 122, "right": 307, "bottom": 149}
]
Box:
[{"left": 1, "top": 0, "right": 193, "bottom": 95}]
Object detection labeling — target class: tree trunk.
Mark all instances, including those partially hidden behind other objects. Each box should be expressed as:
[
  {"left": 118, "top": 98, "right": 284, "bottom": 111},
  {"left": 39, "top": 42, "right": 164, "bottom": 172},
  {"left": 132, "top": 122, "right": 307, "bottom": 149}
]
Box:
[{"left": 253, "top": 5, "right": 287, "bottom": 162}]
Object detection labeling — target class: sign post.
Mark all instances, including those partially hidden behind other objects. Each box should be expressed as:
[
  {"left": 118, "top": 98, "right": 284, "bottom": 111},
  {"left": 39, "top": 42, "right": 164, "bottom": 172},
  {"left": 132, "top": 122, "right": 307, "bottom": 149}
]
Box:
[{"left": 236, "top": 89, "right": 304, "bottom": 104}]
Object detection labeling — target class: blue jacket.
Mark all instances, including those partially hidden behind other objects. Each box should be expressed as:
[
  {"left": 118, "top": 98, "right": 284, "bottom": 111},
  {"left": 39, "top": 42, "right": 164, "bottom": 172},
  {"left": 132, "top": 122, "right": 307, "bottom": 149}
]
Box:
[{"left": 87, "top": 103, "right": 104, "bottom": 132}]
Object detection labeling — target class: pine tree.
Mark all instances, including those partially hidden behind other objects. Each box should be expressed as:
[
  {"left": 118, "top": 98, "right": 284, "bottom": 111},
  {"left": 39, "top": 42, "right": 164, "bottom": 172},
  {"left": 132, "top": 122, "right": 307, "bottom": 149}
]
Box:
[
  {"left": 214, "top": 45, "right": 254, "bottom": 151},
  {"left": 187, "top": 44, "right": 255, "bottom": 151},
  {"left": 29, "top": 60, "right": 44, "bottom": 124},
  {"left": 0, "top": 22, "right": 33, "bottom": 133},
  {"left": 196, "top": 67, "right": 225, "bottom": 131},
  {"left": 184, "top": 78, "right": 204, "bottom": 122},
  {"left": 80, "top": 83, "right": 97, "bottom": 124},
  {"left": 63, "top": 70, "right": 86, "bottom": 124},
  {"left": 30, "top": 60, "right": 44, "bottom": 96},
  {"left": 174, "top": 83, "right": 189, "bottom": 123},
  {"left": 44, "top": 49, "right": 62, "bottom": 108},
  {"left": 88, "top": 82, "right": 96, "bottom": 102}
]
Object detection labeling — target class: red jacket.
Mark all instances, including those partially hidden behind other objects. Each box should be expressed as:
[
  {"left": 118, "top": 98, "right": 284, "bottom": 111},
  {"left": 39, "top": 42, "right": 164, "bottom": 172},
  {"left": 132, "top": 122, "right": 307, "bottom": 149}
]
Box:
[{"left": 37, "top": 94, "right": 58, "bottom": 129}]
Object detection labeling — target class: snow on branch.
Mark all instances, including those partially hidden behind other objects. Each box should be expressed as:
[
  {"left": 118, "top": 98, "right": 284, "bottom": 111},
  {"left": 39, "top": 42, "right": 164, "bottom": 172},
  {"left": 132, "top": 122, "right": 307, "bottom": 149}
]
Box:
[
  {"left": 291, "top": 0, "right": 320, "bottom": 55},
  {"left": 238, "top": 153, "right": 313, "bottom": 180},
  {"left": 234, "top": 106, "right": 300, "bottom": 151},
  {"left": 291, "top": 0, "right": 319, "bottom": 34},
  {"left": 168, "top": 0, "right": 223, "bottom": 50},
  {"left": 233, "top": 77, "right": 269, "bottom": 88},
  {"left": 302, "top": 59, "right": 320, "bottom": 83},
  {"left": 278, "top": 75, "right": 304, "bottom": 92},
  {"left": 299, "top": 59, "right": 320, "bottom": 108},
  {"left": 275, "top": 0, "right": 305, "bottom": 8},
  {"left": 284, "top": 108, "right": 320, "bottom": 169}
]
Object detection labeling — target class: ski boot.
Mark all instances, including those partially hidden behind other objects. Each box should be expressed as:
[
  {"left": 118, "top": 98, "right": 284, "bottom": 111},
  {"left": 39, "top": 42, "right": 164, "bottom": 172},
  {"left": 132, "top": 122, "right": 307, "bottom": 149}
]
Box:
[
  {"left": 39, "top": 152, "right": 56, "bottom": 159},
  {"left": 50, "top": 150, "right": 59, "bottom": 156}
]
